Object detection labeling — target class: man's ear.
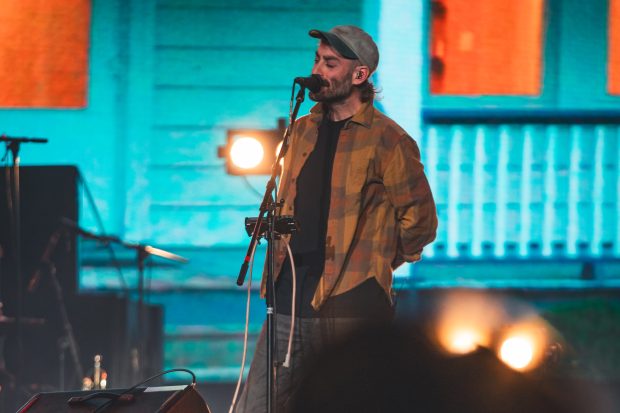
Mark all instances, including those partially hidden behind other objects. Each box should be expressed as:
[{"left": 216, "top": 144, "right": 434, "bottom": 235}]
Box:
[{"left": 352, "top": 66, "right": 370, "bottom": 85}]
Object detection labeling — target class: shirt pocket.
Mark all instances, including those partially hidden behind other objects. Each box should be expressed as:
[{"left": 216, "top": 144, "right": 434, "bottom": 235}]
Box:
[
  {"left": 346, "top": 162, "right": 367, "bottom": 195},
  {"left": 344, "top": 155, "right": 371, "bottom": 218},
  {"left": 345, "top": 147, "right": 372, "bottom": 194}
]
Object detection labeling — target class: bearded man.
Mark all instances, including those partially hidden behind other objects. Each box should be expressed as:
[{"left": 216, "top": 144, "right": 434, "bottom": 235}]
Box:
[{"left": 235, "top": 25, "right": 437, "bottom": 413}]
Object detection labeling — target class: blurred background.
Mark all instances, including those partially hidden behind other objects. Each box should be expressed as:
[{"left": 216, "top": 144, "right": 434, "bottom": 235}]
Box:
[{"left": 0, "top": 0, "right": 619, "bottom": 411}]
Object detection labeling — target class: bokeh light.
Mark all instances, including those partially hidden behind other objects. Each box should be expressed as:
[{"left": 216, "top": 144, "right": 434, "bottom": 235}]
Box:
[
  {"left": 445, "top": 327, "right": 482, "bottom": 354},
  {"left": 435, "top": 292, "right": 503, "bottom": 354},
  {"left": 497, "top": 320, "right": 549, "bottom": 371},
  {"left": 230, "top": 137, "right": 265, "bottom": 169},
  {"left": 499, "top": 336, "right": 535, "bottom": 370}
]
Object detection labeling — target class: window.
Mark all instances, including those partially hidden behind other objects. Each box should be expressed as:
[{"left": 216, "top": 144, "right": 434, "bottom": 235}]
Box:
[
  {"left": 430, "top": 0, "right": 544, "bottom": 96},
  {"left": 0, "top": 0, "right": 90, "bottom": 108},
  {"left": 425, "top": 0, "right": 620, "bottom": 111},
  {"left": 609, "top": 0, "right": 620, "bottom": 94}
]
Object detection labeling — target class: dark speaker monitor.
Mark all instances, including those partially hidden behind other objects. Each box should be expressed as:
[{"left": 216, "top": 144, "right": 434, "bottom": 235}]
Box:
[
  {"left": 0, "top": 165, "right": 80, "bottom": 308},
  {"left": 68, "top": 294, "right": 164, "bottom": 389},
  {"left": 0, "top": 166, "right": 80, "bottom": 389},
  {"left": 17, "top": 384, "right": 211, "bottom": 412}
]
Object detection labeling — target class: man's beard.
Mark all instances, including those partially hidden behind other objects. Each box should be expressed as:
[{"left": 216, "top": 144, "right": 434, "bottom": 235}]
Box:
[{"left": 309, "top": 73, "right": 354, "bottom": 103}]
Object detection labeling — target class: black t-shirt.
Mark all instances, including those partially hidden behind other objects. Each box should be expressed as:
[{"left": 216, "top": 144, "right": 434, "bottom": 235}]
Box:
[{"left": 275, "top": 115, "right": 393, "bottom": 319}]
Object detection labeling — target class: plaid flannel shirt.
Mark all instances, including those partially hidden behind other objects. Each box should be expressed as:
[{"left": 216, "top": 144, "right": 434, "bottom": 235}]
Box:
[{"left": 261, "top": 101, "right": 437, "bottom": 310}]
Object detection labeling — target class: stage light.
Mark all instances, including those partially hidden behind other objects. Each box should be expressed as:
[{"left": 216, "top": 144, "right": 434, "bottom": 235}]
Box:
[
  {"left": 430, "top": 292, "right": 560, "bottom": 372},
  {"left": 447, "top": 328, "right": 481, "bottom": 354},
  {"left": 497, "top": 321, "right": 549, "bottom": 371},
  {"left": 438, "top": 323, "right": 490, "bottom": 355},
  {"left": 230, "top": 137, "right": 265, "bottom": 170},
  {"left": 218, "top": 119, "right": 286, "bottom": 175},
  {"left": 434, "top": 292, "right": 499, "bottom": 354},
  {"left": 499, "top": 335, "right": 535, "bottom": 370}
]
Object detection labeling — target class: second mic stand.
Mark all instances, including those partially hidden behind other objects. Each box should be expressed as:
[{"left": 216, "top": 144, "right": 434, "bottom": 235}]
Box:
[
  {"left": 236, "top": 84, "right": 307, "bottom": 413},
  {"left": 61, "top": 218, "right": 188, "bottom": 383},
  {"left": 1, "top": 135, "right": 48, "bottom": 392},
  {"left": 29, "top": 228, "right": 85, "bottom": 389},
  {"left": 121, "top": 243, "right": 188, "bottom": 382}
]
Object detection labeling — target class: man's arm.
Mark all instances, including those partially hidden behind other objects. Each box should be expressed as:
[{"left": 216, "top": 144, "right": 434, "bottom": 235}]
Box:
[{"left": 384, "top": 135, "right": 438, "bottom": 268}]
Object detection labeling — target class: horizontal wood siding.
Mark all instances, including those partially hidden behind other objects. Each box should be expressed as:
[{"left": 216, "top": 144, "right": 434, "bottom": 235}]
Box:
[{"left": 148, "top": 1, "right": 362, "bottom": 247}]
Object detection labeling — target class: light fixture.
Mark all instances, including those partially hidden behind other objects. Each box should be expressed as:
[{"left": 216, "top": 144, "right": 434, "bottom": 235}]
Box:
[
  {"left": 499, "top": 335, "right": 535, "bottom": 370},
  {"left": 430, "top": 291, "right": 558, "bottom": 372},
  {"left": 218, "top": 119, "right": 285, "bottom": 175},
  {"left": 230, "top": 136, "right": 265, "bottom": 170},
  {"left": 445, "top": 327, "right": 482, "bottom": 354},
  {"left": 496, "top": 321, "right": 548, "bottom": 372}
]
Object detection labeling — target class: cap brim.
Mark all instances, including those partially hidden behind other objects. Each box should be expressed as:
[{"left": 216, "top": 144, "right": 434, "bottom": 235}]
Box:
[{"left": 309, "top": 29, "right": 358, "bottom": 60}]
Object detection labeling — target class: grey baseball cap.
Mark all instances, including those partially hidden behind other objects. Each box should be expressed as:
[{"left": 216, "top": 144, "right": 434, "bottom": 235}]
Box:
[{"left": 309, "top": 25, "right": 379, "bottom": 74}]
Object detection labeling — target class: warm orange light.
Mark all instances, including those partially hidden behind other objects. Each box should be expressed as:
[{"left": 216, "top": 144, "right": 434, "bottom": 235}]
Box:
[
  {"left": 430, "top": 0, "right": 543, "bottom": 95},
  {"left": 434, "top": 292, "right": 504, "bottom": 354},
  {"left": 609, "top": 0, "right": 620, "bottom": 95},
  {"left": 497, "top": 321, "right": 548, "bottom": 371},
  {"left": 230, "top": 137, "right": 265, "bottom": 169},
  {"left": 445, "top": 327, "right": 482, "bottom": 354},
  {"left": 500, "top": 336, "right": 535, "bottom": 370},
  {"left": 0, "top": 0, "right": 91, "bottom": 107}
]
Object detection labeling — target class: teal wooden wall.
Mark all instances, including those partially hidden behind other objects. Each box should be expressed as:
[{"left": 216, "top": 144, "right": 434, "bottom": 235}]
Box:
[
  {"left": 2, "top": 0, "right": 619, "bottom": 383},
  {"left": 0, "top": 0, "right": 127, "bottom": 234},
  {"left": 149, "top": 0, "right": 360, "bottom": 247}
]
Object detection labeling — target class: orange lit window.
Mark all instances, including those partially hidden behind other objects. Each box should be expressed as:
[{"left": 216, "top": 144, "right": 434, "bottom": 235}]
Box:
[
  {"left": 0, "top": 0, "right": 91, "bottom": 108},
  {"left": 610, "top": 0, "right": 620, "bottom": 95},
  {"left": 430, "top": 0, "right": 544, "bottom": 96}
]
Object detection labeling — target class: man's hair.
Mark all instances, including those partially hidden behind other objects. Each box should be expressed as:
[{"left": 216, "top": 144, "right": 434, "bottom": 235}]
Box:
[
  {"left": 351, "top": 58, "right": 378, "bottom": 102},
  {"left": 356, "top": 80, "right": 377, "bottom": 103}
]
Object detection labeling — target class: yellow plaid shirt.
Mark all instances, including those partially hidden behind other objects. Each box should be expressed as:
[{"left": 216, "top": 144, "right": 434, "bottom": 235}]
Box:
[{"left": 261, "top": 101, "right": 437, "bottom": 310}]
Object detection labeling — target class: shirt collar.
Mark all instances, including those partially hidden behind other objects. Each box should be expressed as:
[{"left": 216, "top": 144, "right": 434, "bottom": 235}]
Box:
[{"left": 309, "top": 101, "right": 374, "bottom": 129}]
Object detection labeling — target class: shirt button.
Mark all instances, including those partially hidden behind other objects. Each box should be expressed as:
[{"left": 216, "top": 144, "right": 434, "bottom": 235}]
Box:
[{"left": 302, "top": 152, "right": 307, "bottom": 157}]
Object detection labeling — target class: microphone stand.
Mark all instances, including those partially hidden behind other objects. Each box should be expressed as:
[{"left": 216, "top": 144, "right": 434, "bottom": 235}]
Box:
[
  {"left": 122, "top": 242, "right": 188, "bottom": 382},
  {"left": 1, "top": 135, "right": 47, "bottom": 393},
  {"left": 60, "top": 218, "right": 188, "bottom": 383},
  {"left": 236, "top": 84, "right": 307, "bottom": 413},
  {"left": 29, "top": 228, "right": 85, "bottom": 390}
]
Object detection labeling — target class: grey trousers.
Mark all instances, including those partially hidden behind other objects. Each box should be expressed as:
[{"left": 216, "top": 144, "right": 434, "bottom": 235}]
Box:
[{"left": 234, "top": 314, "right": 367, "bottom": 413}]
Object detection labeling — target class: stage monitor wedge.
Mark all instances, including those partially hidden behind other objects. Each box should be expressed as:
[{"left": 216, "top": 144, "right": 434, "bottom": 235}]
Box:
[{"left": 17, "top": 384, "right": 211, "bottom": 412}]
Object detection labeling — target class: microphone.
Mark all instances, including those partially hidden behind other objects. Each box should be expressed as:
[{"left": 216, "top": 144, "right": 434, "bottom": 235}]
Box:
[
  {"left": 28, "top": 229, "right": 62, "bottom": 293},
  {"left": 294, "top": 74, "right": 328, "bottom": 93}
]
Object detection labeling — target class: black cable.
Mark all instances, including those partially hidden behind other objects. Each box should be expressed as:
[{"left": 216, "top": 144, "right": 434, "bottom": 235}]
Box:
[
  {"left": 77, "top": 171, "right": 128, "bottom": 290},
  {"left": 92, "top": 368, "right": 196, "bottom": 413},
  {"left": 241, "top": 175, "right": 265, "bottom": 199},
  {"left": 3, "top": 149, "right": 14, "bottom": 259},
  {"left": 1, "top": 150, "right": 12, "bottom": 309},
  {"left": 146, "top": 256, "right": 153, "bottom": 305}
]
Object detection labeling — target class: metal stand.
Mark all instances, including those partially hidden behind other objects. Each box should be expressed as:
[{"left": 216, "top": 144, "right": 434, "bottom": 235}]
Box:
[
  {"left": 124, "top": 243, "right": 188, "bottom": 380},
  {"left": 59, "top": 218, "right": 188, "bottom": 381},
  {"left": 236, "top": 85, "right": 307, "bottom": 413},
  {"left": 1, "top": 135, "right": 47, "bottom": 391},
  {"left": 28, "top": 228, "right": 84, "bottom": 389}
]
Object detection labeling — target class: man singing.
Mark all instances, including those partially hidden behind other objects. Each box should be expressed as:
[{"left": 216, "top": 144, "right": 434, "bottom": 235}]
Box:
[{"left": 236, "top": 25, "right": 437, "bottom": 412}]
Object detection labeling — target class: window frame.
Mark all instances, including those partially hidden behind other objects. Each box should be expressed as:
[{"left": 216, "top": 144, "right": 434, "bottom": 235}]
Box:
[{"left": 422, "top": 0, "right": 620, "bottom": 117}]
